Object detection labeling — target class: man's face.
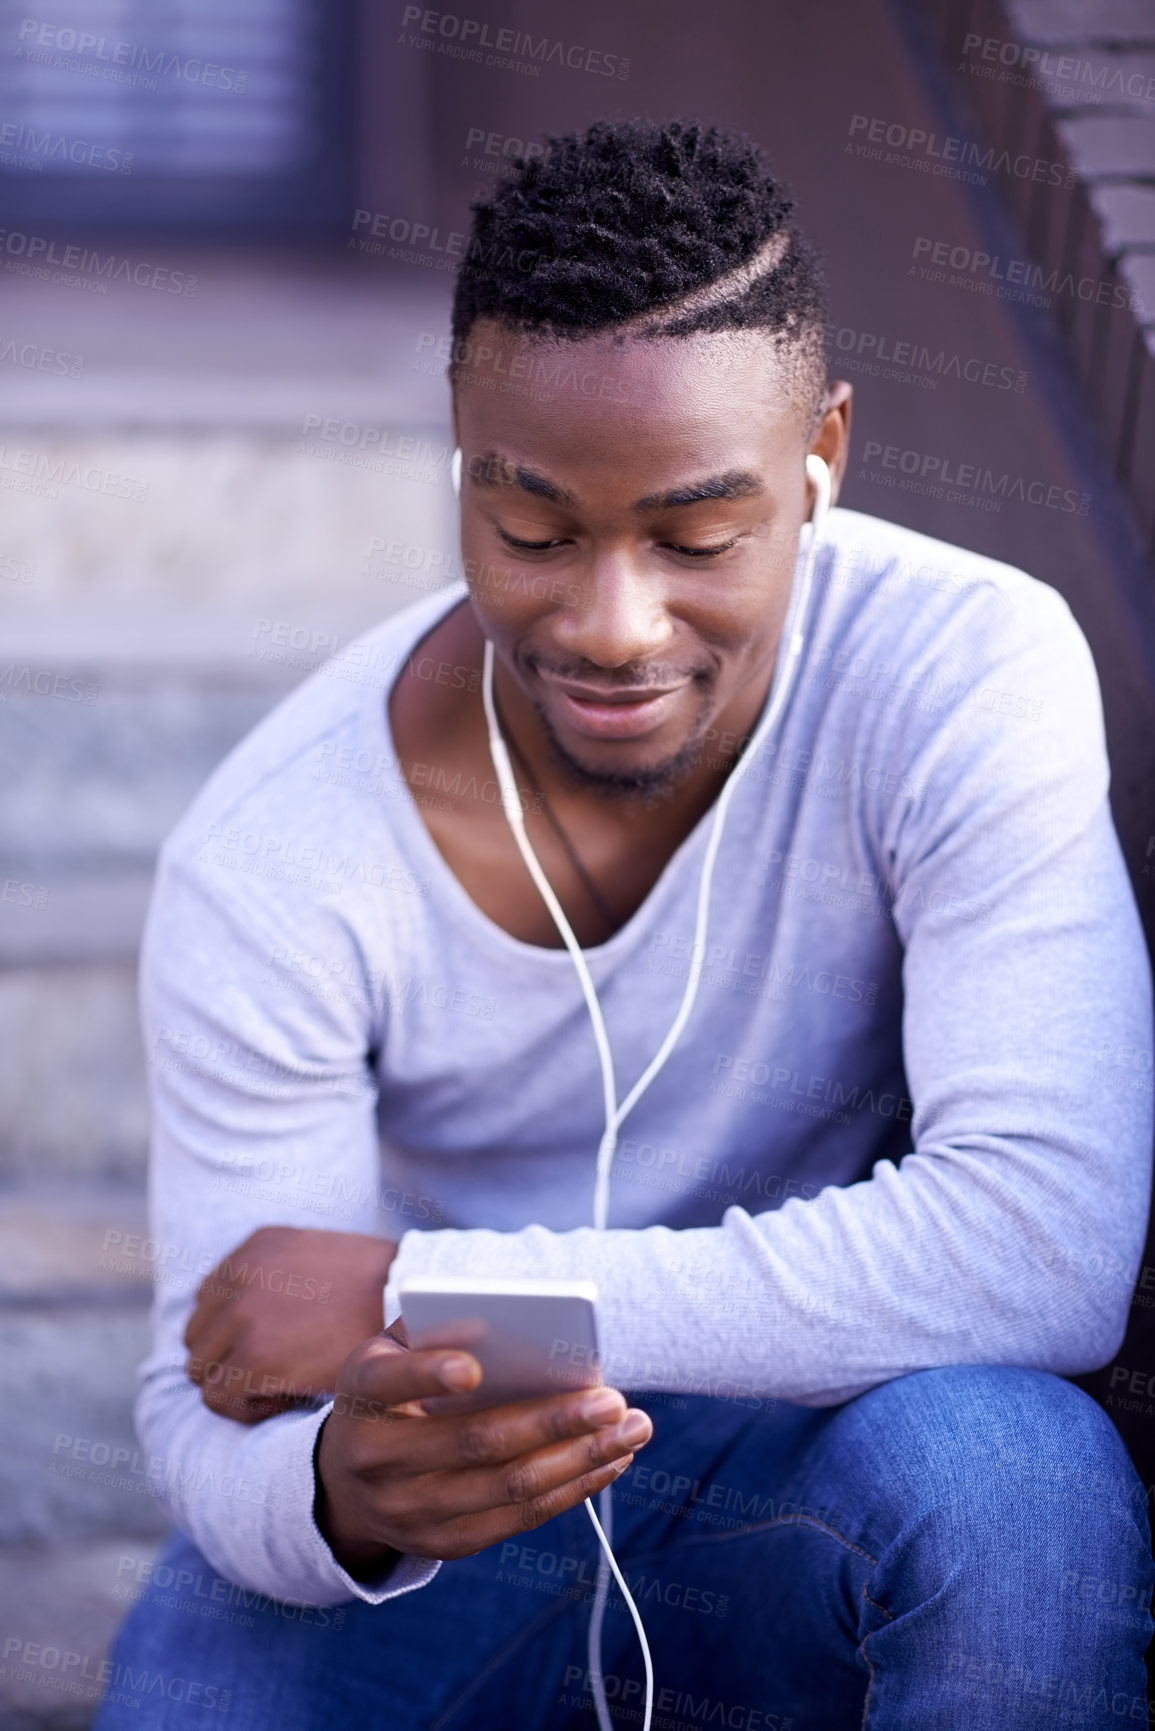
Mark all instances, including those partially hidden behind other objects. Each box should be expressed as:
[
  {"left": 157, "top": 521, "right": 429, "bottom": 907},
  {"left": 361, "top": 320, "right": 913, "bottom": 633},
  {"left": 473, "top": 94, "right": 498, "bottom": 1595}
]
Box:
[{"left": 453, "top": 320, "right": 846, "bottom": 796}]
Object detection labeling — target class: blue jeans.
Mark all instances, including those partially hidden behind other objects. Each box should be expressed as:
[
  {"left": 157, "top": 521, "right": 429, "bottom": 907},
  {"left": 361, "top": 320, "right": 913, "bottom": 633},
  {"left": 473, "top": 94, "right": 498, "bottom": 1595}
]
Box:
[{"left": 94, "top": 1366, "right": 1154, "bottom": 1729}]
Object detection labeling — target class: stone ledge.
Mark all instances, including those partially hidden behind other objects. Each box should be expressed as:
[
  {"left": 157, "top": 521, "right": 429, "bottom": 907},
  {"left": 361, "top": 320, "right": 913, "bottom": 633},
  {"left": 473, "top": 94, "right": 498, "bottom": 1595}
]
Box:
[
  {"left": 0, "top": 1187, "right": 149, "bottom": 1306},
  {"left": 0, "top": 1538, "right": 164, "bottom": 1729},
  {"left": 0, "top": 878, "right": 154, "bottom": 968},
  {"left": 925, "top": 0, "right": 1155, "bottom": 552},
  {"left": 0, "top": 1311, "right": 160, "bottom": 1547},
  {"left": 1007, "top": 0, "right": 1155, "bottom": 42},
  {"left": 0, "top": 968, "right": 147, "bottom": 1183}
]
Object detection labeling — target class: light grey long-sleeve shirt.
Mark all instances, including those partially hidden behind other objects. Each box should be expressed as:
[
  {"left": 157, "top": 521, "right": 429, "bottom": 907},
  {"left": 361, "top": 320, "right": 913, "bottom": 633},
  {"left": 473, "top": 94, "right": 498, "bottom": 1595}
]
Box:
[{"left": 136, "top": 505, "right": 1153, "bottom": 1608}]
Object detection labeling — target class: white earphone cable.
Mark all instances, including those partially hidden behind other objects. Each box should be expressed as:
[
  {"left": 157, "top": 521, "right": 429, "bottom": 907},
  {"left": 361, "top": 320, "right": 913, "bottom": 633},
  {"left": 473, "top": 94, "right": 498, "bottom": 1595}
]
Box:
[{"left": 477, "top": 453, "right": 831, "bottom": 1731}]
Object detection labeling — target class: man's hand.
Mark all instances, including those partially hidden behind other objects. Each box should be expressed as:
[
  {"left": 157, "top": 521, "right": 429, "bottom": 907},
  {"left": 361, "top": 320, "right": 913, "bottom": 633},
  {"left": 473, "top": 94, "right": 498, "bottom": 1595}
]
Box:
[
  {"left": 185, "top": 1227, "right": 397, "bottom": 1423},
  {"left": 315, "top": 1335, "right": 654, "bottom": 1579}
]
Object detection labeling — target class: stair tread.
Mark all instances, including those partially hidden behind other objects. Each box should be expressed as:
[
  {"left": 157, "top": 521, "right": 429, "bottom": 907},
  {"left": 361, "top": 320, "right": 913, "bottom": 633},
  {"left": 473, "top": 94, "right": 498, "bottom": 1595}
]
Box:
[{"left": 0, "top": 1187, "right": 149, "bottom": 1302}]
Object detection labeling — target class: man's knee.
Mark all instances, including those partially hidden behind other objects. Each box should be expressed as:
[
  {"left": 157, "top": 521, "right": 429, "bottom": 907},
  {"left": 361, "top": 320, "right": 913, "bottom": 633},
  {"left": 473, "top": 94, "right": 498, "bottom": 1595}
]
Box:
[
  {"left": 852, "top": 1366, "right": 1155, "bottom": 1672},
  {"left": 861, "top": 1365, "right": 1151, "bottom": 1549}
]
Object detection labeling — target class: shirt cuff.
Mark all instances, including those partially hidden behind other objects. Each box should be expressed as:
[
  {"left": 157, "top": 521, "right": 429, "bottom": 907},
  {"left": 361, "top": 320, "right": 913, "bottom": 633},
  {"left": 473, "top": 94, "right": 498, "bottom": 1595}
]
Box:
[{"left": 258, "top": 1401, "right": 443, "bottom": 1605}]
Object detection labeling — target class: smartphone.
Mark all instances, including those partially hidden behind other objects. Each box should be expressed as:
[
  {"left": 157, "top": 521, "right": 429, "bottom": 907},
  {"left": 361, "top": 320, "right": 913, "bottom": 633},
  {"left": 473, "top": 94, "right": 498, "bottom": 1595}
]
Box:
[{"left": 397, "top": 1275, "right": 601, "bottom": 1414}]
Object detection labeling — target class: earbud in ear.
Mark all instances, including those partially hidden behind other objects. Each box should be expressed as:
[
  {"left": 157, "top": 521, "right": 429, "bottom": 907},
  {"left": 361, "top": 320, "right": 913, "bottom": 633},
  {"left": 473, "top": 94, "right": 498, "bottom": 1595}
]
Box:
[
  {"left": 804, "top": 453, "right": 831, "bottom": 531},
  {"left": 805, "top": 453, "right": 830, "bottom": 493},
  {"left": 450, "top": 448, "right": 462, "bottom": 498}
]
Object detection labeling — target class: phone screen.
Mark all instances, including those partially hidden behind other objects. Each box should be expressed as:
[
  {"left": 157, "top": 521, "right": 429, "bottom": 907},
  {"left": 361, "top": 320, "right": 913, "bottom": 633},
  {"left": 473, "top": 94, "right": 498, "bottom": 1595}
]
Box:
[{"left": 399, "top": 1280, "right": 601, "bottom": 1414}]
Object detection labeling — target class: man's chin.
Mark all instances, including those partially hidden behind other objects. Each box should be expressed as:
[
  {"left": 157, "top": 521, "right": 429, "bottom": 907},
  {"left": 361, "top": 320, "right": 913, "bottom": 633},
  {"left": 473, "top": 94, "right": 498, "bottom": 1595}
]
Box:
[{"left": 541, "top": 717, "right": 707, "bottom": 803}]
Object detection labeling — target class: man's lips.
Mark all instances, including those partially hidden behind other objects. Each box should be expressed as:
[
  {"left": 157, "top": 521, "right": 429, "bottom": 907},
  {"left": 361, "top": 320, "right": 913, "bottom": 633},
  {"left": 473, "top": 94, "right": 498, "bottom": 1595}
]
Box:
[{"left": 537, "top": 672, "right": 691, "bottom": 740}]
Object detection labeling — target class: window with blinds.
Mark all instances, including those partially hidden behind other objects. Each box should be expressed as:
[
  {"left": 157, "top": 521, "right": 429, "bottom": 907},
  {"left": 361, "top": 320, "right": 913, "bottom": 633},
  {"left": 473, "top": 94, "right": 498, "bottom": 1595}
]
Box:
[{"left": 0, "top": 0, "right": 352, "bottom": 233}]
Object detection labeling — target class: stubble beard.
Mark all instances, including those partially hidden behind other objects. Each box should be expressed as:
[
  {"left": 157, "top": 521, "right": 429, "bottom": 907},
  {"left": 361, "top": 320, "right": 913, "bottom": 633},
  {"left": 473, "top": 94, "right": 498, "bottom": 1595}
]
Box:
[{"left": 529, "top": 684, "right": 720, "bottom": 808}]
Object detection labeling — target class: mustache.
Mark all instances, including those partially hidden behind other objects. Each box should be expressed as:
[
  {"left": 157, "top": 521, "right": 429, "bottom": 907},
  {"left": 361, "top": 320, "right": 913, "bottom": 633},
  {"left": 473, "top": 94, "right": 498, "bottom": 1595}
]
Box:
[{"left": 523, "top": 653, "right": 712, "bottom": 691}]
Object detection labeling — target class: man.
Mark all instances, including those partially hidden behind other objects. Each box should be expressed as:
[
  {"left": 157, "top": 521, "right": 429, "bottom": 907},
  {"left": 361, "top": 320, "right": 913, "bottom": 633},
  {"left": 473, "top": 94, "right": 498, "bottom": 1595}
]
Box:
[{"left": 98, "top": 120, "right": 1153, "bottom": 1728}]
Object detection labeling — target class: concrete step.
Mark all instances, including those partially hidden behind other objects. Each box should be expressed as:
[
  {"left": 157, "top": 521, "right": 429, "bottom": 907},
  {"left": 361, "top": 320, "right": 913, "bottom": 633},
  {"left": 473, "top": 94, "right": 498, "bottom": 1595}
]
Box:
[
  {"left": 0, "top": 1306, "right": 165, "bottom": 1551},
  {"left": 0, "top": 970, "right": 146, "bottom": 1184},
  {"left": 0, "top": 1192, "right": 170, "bottom": 1727},
  {"left": 0, "top": 1187, "right": 150, "bottom": 1309},
  {"left": 0, "top": 1539, "right": 164, "bottom": 1730},
  {"left": 0, "top": 673, "right": 283, "bottom": 882},
  {"left": 0, "top": 1185, "right": 161, "bottom": 1549}
]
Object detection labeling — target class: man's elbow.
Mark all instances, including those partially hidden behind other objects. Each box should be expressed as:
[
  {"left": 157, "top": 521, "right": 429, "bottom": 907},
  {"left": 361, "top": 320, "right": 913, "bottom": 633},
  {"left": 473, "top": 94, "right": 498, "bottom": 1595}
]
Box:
[{"left": 1031, "top": 1289, "right": 1133, "bottom": 1378}]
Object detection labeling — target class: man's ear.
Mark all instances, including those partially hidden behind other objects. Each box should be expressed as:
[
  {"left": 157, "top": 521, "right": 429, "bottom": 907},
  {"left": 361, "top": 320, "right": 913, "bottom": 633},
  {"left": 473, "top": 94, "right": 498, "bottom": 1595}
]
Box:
[{"left": 809, "top": 381, "right": 852, "bottom": 506}]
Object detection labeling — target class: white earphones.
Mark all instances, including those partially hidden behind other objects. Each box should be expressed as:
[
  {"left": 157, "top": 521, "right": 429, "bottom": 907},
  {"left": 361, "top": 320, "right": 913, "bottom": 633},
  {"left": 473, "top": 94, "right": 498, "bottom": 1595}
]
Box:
[
  {"left": 481, "top": 452, "right": 830, "bottom": 1225},
  {"left": 474, "top": 451, "right": 831, "bottom": 1731}
]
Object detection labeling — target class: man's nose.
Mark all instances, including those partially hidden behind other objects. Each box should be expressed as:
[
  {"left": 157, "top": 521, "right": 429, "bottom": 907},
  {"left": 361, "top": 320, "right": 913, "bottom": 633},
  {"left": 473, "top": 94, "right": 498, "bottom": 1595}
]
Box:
[{"left": 552, "top": 553, "right": 674, "bottom": 669}]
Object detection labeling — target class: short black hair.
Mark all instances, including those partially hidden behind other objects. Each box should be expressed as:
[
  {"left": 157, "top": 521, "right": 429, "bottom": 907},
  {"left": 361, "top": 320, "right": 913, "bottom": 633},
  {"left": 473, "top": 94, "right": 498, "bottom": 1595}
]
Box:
[{"left": 451, "top": 117, "right": 829, "bottom": 425}]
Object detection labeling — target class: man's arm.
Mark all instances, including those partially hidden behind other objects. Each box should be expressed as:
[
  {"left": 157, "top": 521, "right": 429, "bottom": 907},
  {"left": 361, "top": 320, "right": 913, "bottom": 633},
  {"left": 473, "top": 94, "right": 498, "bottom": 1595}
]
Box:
[
  {"left": 378, "top": 579, "right": 1154, "bottom": 1404},
  {"left": 139, "top": 828, "right": 652, "bottom": 1605},
  {"left": 135, "top": 835, "right": 430, "bottom": 1605}
]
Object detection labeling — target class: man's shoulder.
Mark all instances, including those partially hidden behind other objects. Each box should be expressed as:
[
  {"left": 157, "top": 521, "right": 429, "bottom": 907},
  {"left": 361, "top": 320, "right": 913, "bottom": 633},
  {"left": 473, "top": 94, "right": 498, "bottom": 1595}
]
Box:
[
  {"left": 819, "top": 506, "right": 1081, "bottom": 675},
  {"left": 823, "top": 506, "right": 1070, "bottom": 631},
  {"left": 812, "top": 508, "right": 1102, "bottom": 784},
  {"left": 164, "top": 584, "right": 465, "bottom": 866}
]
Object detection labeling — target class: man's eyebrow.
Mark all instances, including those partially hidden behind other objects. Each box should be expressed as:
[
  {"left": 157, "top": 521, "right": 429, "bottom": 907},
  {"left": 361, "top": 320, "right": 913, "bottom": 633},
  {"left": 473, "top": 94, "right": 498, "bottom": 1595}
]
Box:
[
  {"left": 470, "top": 450, "right": 577, "bottom": 506},
  {"left": 633, "top": 471, "right": 765, "bottom": 511}
]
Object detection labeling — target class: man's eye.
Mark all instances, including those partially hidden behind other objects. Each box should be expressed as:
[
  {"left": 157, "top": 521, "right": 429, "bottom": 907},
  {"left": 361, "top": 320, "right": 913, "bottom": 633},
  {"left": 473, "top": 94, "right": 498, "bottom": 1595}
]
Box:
[
  {"left": 497, "top": 528, "right": 565, "bottom": 551},
  {"left": 667, "top": 538, "right": 740, "bottom": 559}
]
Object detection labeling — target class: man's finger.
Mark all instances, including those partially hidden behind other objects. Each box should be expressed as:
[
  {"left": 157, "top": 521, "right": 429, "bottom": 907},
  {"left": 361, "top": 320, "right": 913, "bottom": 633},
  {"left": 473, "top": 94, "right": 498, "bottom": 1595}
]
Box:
[
  {"left": 407, "top": 1421, "right": 646, "bottom": 1522},
  {"left": 417, "top": 1457, "right": 637, "bottom": 1562},
  {"left": 337, "top": 1335, "right": 483, "bottom": 1419},
  {"left": 376, "top": 1387, "right": 635, "bottom": 1479}
]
